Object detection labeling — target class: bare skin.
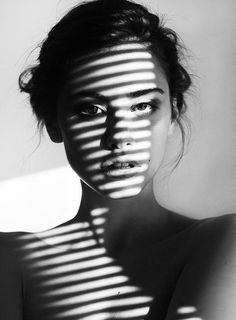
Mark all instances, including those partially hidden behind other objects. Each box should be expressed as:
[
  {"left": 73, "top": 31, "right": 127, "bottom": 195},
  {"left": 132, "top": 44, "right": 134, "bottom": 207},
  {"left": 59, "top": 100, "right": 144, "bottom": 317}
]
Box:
[
  {"left": 45, "top": 43, "right": 236, "bottom": 319},
  {"left": 50, "top": 43, "right": 194, "bottom": 256},
  {"left": 1, "top": 43, "right": 235, "bottom": 320},
  {"left": 74, "top": 178, "right": 193, "bottom": 255}
]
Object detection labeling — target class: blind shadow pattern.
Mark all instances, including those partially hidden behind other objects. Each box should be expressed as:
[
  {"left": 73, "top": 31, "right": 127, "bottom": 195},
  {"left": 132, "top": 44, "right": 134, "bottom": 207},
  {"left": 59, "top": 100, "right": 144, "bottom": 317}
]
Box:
[
  {"left": 59, "top": 43, "right": 160, "bottom": 200},
  {"left": 1, "top": 43, "right": 202, "bottom": 320},
  {"left": 12, "top": 210, "right": 153, "bottom": 320},
  {"left": 3, "top": 215, "right": 202, "bottom": 320}
]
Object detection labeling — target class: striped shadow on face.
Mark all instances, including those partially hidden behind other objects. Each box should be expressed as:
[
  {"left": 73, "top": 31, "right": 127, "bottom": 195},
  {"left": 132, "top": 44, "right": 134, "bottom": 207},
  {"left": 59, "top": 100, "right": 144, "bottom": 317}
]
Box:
[{"left": 57, "top": 43, "right": 170, "bottom": 200}]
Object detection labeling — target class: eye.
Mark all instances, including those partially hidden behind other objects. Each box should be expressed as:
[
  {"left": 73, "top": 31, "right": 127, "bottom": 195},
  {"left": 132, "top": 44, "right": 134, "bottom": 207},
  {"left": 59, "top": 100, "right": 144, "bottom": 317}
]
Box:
[
  {"left": 75, "top": 103, "right": 105, "bottom": 117},
  {"left": 131, "top": 102, "right": 158, "bottom": 115}
]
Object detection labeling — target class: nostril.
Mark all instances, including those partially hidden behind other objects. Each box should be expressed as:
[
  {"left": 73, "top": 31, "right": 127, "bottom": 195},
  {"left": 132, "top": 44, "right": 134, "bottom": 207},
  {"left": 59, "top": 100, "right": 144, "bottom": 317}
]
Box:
[
  {"left": 110, "top": 143, "right": 118, "bottom": 150},
  {"left": 109, "top": 141, "right": 132, "bottom": 150}
]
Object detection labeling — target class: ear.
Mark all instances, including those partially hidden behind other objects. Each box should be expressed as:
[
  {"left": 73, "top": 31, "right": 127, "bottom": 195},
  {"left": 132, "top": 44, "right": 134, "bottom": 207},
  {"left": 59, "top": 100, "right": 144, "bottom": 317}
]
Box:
[{"left": 45, "top": 121, "right": 63, "bottom": 143}]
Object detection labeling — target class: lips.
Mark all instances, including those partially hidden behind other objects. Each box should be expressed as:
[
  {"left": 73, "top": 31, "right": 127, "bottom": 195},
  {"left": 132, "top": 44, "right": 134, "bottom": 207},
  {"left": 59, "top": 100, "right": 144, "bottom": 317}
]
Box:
[
  {"left": 111, "top": 162, "right": 134, "bottom": 169},
  {"left": 101, "top": 159, "right": 139, "bottom": 170}
]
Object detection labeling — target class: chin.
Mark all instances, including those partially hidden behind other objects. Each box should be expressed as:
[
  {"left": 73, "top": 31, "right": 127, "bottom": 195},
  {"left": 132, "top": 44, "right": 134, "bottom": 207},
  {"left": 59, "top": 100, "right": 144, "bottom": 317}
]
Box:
[{"left": 98, "top": 186, "right": 143, "bottom": 200}]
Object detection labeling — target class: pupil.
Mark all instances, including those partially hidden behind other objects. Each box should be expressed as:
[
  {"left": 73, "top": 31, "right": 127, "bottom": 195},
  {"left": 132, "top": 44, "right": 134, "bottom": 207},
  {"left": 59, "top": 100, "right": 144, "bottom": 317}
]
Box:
[
  {"left": 87, "top": 106, "right": 98, "bottom": 114},
  {"left": 138, "top": 104, "right": 146, "bottom": 110}
]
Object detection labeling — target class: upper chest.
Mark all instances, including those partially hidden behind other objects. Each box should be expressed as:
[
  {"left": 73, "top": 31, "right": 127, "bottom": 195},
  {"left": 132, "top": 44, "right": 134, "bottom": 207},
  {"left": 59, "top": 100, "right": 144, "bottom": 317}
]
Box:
[{"left": 20, "top": 225, "right": 197, "bottom": 320}]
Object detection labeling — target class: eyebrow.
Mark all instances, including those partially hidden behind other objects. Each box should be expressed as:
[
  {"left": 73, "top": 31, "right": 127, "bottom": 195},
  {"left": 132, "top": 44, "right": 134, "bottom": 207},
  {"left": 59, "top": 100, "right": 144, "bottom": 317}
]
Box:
[
  {"left": 130, "top": 88, "right": 164, "bottom": 97},
  {"left": 70, "top": 87, "right": 164, "bottom": 101}
]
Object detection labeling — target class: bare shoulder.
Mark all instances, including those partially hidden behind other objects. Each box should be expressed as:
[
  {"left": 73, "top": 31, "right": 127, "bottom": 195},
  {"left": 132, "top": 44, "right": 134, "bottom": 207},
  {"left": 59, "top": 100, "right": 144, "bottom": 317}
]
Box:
[
  {"left": 0, "top": 232, "right": 27, "bottom": 319},
  {"left": 195, "top": 212, "right": 236, "bottom": 233},
  {"left": 164, "top": 213, "right": 236, "bottom": 320},
  {"left": 192, "top": 212, "right": 236, "bottom": 243},
  {"left": 0, "top": 230, "right": 44, "bottom": 265},
  {"left": 0, "top": 231, "right": 29, "bottom": 250}
]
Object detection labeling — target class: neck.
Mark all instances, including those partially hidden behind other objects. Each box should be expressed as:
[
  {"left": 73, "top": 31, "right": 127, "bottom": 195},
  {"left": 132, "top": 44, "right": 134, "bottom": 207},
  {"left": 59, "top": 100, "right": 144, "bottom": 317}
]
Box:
[{"left": 74, "top": 179, "right": 173, "bottom": 255}]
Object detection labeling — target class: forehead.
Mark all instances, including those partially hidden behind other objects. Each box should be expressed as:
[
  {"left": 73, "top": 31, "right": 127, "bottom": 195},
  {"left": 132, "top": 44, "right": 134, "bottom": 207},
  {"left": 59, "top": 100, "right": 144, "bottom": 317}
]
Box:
[{"left": 64, "top": 43, "right": 168, "bottom": 99}]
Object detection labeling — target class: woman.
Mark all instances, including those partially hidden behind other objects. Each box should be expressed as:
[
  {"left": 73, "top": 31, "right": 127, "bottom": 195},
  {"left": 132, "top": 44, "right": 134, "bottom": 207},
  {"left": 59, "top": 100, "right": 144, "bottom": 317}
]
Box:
[{"left": 0, "top": 0, "right": 235, "bottom": 319}]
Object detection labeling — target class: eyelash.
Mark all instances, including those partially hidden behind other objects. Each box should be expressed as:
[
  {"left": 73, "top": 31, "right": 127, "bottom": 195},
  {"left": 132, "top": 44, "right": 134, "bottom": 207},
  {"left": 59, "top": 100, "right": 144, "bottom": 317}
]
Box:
[{"left": 75, "top": 102, "right": 159, "bottom": 118}]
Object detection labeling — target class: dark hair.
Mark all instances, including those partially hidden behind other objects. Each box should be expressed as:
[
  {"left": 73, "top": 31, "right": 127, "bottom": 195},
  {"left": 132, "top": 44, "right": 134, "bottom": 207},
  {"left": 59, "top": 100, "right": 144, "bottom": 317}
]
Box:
[{"left": 19, "top": 0, "right": 191, "bottom": 163}]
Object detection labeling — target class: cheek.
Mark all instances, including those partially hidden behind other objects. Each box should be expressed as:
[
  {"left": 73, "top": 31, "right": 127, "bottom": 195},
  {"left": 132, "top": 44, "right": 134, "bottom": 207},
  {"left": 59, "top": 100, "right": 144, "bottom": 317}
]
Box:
[
  {"left": 149, "top": 118, "right": 171, "bottom": 166},
  {"left": 59, "top": 110, "right": 171, "bottom": 190},
  {"left": 60, "top": 117, "right": 105, "bottom": 176}
]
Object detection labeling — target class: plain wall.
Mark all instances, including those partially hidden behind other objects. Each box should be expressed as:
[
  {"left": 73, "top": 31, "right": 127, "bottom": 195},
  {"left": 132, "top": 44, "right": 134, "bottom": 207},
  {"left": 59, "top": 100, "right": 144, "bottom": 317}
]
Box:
[{"left": 0, "top": 0, "right": 236, "bottom": 231}]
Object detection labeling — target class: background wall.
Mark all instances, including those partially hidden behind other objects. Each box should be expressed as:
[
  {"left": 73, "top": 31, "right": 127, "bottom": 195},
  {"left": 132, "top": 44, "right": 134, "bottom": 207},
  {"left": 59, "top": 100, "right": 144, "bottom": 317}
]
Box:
[{"left": 0, "top": 0, "right": 235, "bottom": 231}]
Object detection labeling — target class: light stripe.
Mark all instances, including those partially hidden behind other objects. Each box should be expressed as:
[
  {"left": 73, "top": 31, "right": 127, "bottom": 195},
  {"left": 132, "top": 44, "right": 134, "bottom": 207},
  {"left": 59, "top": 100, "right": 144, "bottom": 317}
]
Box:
[
  {"left": 80, "top": 312, "right": 110, "bottom": 320},
  {"left": 17, "top": 222, "right": 89, "bottom": 241},
  {"left": 115, "top": 306, "right": 150, "bottom": 318},
  {"left": 177, "top": 306, "right": 197, "bottom": 314},
  {"left": 61, "top": 239, "right": 97, "bottom": 250},
  {"left": 109, "top": 187, "right": 141, "bottom": 198},
  {"left": 78, "top": 72, "right": 155, "bottom": 91},
  {"left": 130, "top": 140, "right": 151, "bottom": 150},
  {"left": 55, "top": 296, "right": 152, "bottom": 317},
  {"left": 27, "top": 247, "right": 105, "bottom": 266},
  {"left": 72, "top": 43, "right": 149, "bottom": 63},
  {"left": 91, "top": 208, "right": 108, "bottom": 216},
  {"left": 81, "top": 139, "right": 151, "bottom": 153},
  {"left": 22, "top": 230, "right": 94, "bottom": 249},
  {"left": 92, "top": 218, "right": 106, "bottom": 225},
  {"left": 85, "top": 150, "right": 110, "bottom": 161},
  {"left": 99, "top": 175, "right": 144, "bottom": 190},
  {"left": 91, "top": 174, "right": 106, "bottom": 182},
  {"left": 45, "top": 285, "right": 140, "bottom": 307},
  {"left": 113, "top": 109, "right": 137, "bottom": 118},
  {"left": 178, "top": 318, "right": 202, "bottom": 320},
  {"left": 96, "top": 228, "right": 104, "bottom": 234},
  {"left": 107, "top": 129, "right": 151, "bottom": 139},
  {"left": 23, "top": 247, "right": 64, "bottom": 261},
  {"left": 70, "top": 61, "right": 154, "bottom": 84},
  {"left": 35, "top": 256, "right": 113, "bottom": 277},
  {"left": 80, "top": 140, "right": 101, "bottom": 150},
  {"left": 41, "top": 265, "right": 123, "bottom": 286},
  {"left": 38, "top": 222, "right": 90, "bottom": 237},
  {"left": 86, "top": 142, "right": 150, "bottom": 161},
  {"left": 91, "top": 164, "right": 148, "bottom": 182},
  {"left": 100, "top": 83, "right": 156, "bottom": 97},
  {"left": 75, "top": 128, "right": 105, "bottom": 139},
  {"left": 73, "top": 51, "right": 152, "bottom": 71},
  {"left": 86, "top": 162, "right": 101, "bottom": 171},
  {"left": 114, "top": 119, "right": 150, "bottom": 129},
  {"left": 79, "top": 307, "right": 150, "bottom": 320},
  {"left": 45, "top": 275, "right": 129, "bottom": 296},
  {"left": 105, "top": 152, "right": 150, "bottom": 163},
  {"left": 22, "top": 238, "right": 95, "bottom": 253},
  {"left": 69, "top": 118, "right": 105, "bottom": 129}
]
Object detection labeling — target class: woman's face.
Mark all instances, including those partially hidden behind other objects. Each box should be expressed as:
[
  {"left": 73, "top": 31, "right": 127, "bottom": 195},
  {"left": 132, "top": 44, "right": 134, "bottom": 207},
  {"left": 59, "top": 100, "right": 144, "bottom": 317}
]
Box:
[{"left": 56, "top": 43, "right": 174, "bottom": 199}]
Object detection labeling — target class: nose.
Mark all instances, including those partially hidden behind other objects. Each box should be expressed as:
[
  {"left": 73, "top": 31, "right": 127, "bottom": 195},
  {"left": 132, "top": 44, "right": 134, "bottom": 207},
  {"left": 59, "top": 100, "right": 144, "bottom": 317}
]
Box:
[
  {"left": 101, "top": 120, "right": 134, "bottom": 151},
  {"left": 107, "top": 138, "right": 133, "bottom": 151}
]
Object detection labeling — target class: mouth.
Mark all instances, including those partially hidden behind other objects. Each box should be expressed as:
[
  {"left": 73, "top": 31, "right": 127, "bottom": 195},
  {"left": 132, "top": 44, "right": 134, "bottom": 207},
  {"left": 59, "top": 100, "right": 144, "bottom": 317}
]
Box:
[
  {"left": 101, "top": 160, "right": 139, "bottom": 170},
  {"left": 101, "top": 159, "right": 142, "bottom": 179}
]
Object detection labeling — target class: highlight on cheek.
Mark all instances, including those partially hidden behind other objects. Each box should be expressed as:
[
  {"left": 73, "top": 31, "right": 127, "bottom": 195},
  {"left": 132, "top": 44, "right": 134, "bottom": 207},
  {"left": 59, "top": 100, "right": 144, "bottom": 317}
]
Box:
[
  {"left": 60, "top": 43, "right": 168, "bottom": 199},
  {"left": 75, "top": 128, "right": 106, "bottom": 139}
]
